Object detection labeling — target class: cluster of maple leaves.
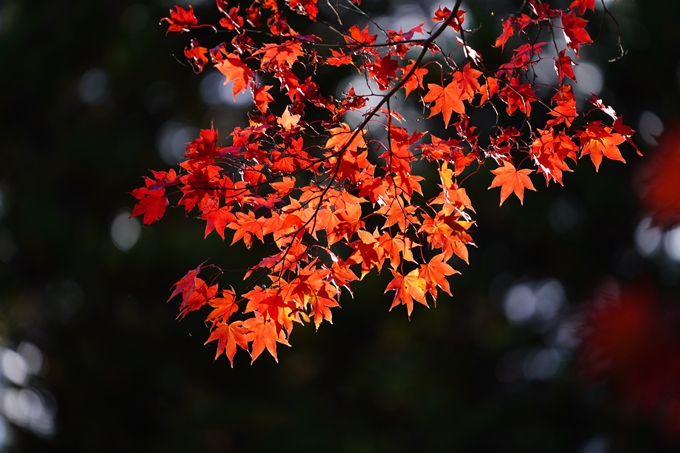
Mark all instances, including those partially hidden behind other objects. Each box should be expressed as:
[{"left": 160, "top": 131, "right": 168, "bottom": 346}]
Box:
[{"left": 132, "top": 0, "right": 637, "bottom": 366}]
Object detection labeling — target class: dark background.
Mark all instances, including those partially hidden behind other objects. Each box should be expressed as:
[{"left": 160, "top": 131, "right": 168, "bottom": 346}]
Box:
[{"left": 1, "top": 0, "right": 680, "bottom": 451}]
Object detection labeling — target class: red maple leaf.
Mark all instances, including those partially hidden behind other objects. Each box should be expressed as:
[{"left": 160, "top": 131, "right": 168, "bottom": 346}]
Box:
[
  {"left": 555, "top": 49, "right": 576, "bottom": 85},
  {"left": 203, "top": 205, "right": 237, "bottom": 240},
  {"left": 160, "top": 5, "right": 198, "bottom": 34},
  {"left": 499, "top": 77, "right": 536, "bottom": 116},
  {"left": 177, "top": 277, "right": 218, "bottom": 319},
  {"left": 493, "top": 14, "right": 532, "bottom": 49},
  {"left": 562, "top": 11, "right": 593, "bottom": 57},
  {"left": 287, "top": 0, "right": 319, "bottom": 20},
  {"left": 131, "top": 187, "right": 168, "bottom": 225},
  {"left": 432, "top": 6, "right": 466, "bottom": 31},
  {"left": 369, "top": 54, "right": 399, "bottom": 90},
  {"left": 569, "top": 0, "right": 595, "bottom": 16},
  {"left": 184, "top": 39, "right": 209, "bottom": 73},
  {"left": 326, "top": 49, "right": 354, "bottom": 67},
  {"left": 218, "top": 6, "right": 244, "bottom": 31}
]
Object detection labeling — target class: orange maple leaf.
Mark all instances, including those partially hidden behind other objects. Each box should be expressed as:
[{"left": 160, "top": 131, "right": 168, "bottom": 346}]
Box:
[
  {"left": 324, "top": 122, "right": 366, "bottom": 152},
  {"left": 253, "top": 85, "right": 274, "bottom": 113},
  {"left": 257, "top": 40, "right": 304, "bottom": 69},
  {"left": 205, "top": 288, "right": 239, "bottom": 324},
  {"left": 422, "top": 81, "right": 466, "bottom": 128},
  {"left": 205, "top": 320, "right": 249, "bottom": 367},
  {"left": 244, "top": 314, "right": 290, "bottom": 363},
  {"left": 276, "top": 106, "right": 301, "bottom": 131},
  {"left": 578, "top": 121, "right": 626, "bottom": 171},
  {"left": 419, "top": 253, "right": 458, "bottom": 300},
  {"left": 488, "top": 160, "right": 536, "bottom": 205},
  {"left": 385, "top": 268, "right": 428, "bottom": 318},
  {"left": 401, "top": 60, "right": 428, "bottom": 99},
  {"left": 453, "top": 63, "right": 482, "bottom": 99},
  {"left": 214, "top": 52, "right": 253, "bottom": 100}
]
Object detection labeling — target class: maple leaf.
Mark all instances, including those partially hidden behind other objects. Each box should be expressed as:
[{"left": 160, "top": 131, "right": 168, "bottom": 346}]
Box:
[
  {"left": 244, "top": 314, "right": 290, "bottom": 363},
  {"left": 493, "top": 14, "right": 532, "bottom": 49},
  {"left": 131, "top": 187, "right": 168, "bottom": 225},
  {"left": 562, "top": 11, "right": 593, "bottom": 57},
  {"left": 478, "top": 77, "right": 499, "bottom": 106},
  {"left": 378, "top": 199, "right": 418, "bottom": 232},
  {"left": 177, "top": 164, "right": 221, "bottom": 212},
  {"left": 253, "top": 85, "right": 274, "bottom": 113},
  {"left": 229, "top": 211, "right": 266, "bottom": 248},
  {"left": 423, "top": 81, "right": 466, "bottom": 128},
  {"left": 276, "top": 106, "right": 301, "bottom": 131},
  {"left": 178, "top": 278, "right": 218, "bottom": 319},
  {"left": 453, "top": 63, "right": 482, "bottom": 99},
  {"left": 218, "top": 5, "right": 244, "bottom": 30},
  {"left": 578, "top": 121, "right": 626, "bottom": 171},
  {"left": 305, "top": 287, "right": 340, "bottom": 330},
  {"left": 206, "top": 321, "right": 250, "bottom": 367},
  {"left": 346, "top": 24, "right": 377, "bottom": 46},
  {"left": 327, "top": 49, "right": 354, "bottom": 67},
  {"left": 385, "top": 269, "right": 428, "bottom": 318},
  {"left": 325, "top": 122, "right": 366, "bottom": 153},
  {"left": 488, "top": 160, "right": 536, "bottom": 206},
  {"left": 205, "top": 288, "right": 239, "bottom": 325},
  {"left": 499, "top": 77, "right": 536, "bottom": 117},
  {"left": 547, "top": 83, "right": 577, "bottom": 128},
  {"left": 554, "top": 49, "right": 577, "bottom": 85},
  {"left": 286, "top": 0, "right": 319, "bottom": 20},
  {"left": 432, "top": 6, "right": 466, "bottom": 31},
  {"left": 419, "top": 253, "right": 458, "bottom": 300},
  {"left": 214, "top": 52, "right": 254, "bottom": 100},
  {"left": 202, "top": 205, "right": 237, "bottom": 240},
  {"left": 530, "top": 129, "right": 576, "bottom": 185},
  {"left": 378, "top": 232, "right": 416, "bottom": 269},
  {"left": 257, "top": 40, "right": 304, "bottom": 69},
  {"left": 401, "top": 60, "right": 428, "bottom": 99},
  {"left": 569, "top": 0, "right": 595, "bottom": 16},
  {"left": 168, "top": 265, "right": 202, "bottom": 305},
  {"left": 369, "top": 55, "right": 399, "bottom": 90},
  {"left": 347, "top": 229, "right": 386, "bottom": 278},
  {"left": 184, "top": 39, "right": 209, "bottom": 73},
  {"left": 613, "top": 116, "right": 642, "bottom": 157},
  {"left": 184, "top": 125, "right": 220, "bottom": 160},
  {"left": 160, "top": 5, "right": 198, "bottom": 34}
]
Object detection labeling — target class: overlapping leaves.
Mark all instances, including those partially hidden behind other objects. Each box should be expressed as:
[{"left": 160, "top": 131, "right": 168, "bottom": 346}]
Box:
[{"left": 133, "top": 0, "right": 636, "bottom": 365}]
